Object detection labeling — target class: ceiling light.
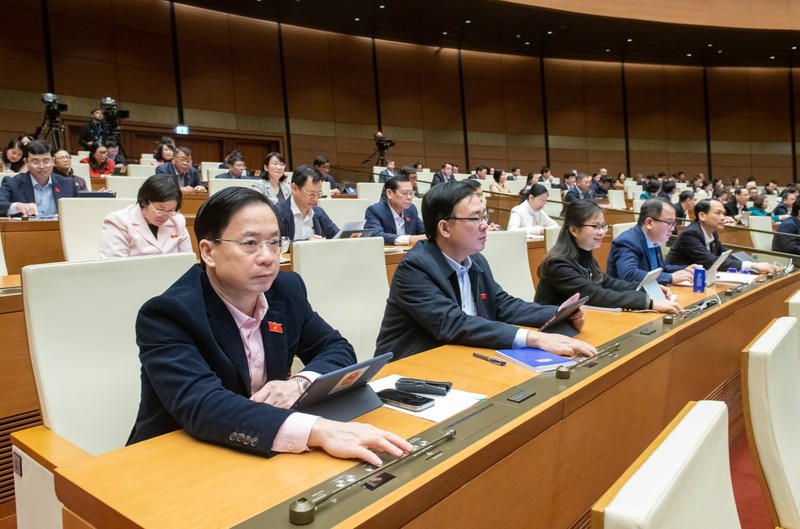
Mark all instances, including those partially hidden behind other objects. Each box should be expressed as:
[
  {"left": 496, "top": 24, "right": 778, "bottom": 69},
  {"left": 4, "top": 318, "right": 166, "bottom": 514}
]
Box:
[
  {"left": 770, "top": 56, "right": 776, "bottom": 60},
  {"left": 627, "top": 38, "right": 632, "bottom": 43},
  {"left": 547, "top": 31, "right": 553, "bottom": 35},
  {"left": 686, "top": 53, "right": 692, "bottom": 57},
  {"left": 354, "top": 17, "right": 360, "bottom": 21},
  {"left": 605, "top": 48, "right": 611, "bottom": 53},
  {"left": 707, "top": 43, "right": 713, "bottom": 47},
  {"left": 793, "top": 46, "right": 798, "bottom": 50},
  {"left": 465, "top": 20, "right": 471, "bottom": 24},
  {"left": 442, "top": 31, "right": 448, "bottom": 35},
  {"left": 516, "top": 34, "right": 521, "bottom": 39},
  {"left": 379, "top": 4, "right": 385, "bottom": 8},
  {"left": 525, "top": 42, "right": 530, "bottom": 45}
]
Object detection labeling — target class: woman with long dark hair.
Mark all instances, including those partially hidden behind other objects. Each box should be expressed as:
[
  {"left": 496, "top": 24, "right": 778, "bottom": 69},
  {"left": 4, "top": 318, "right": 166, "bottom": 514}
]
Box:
[
  {"left": 81, "top": 142, "right": 115, "bottom": 177},
  {"left": 1, "top": 138, "right": 26, "bottom": 172},
  {"left": 535, "top": 200, "right": 683, "bottom": 313},
  {"left": 252, "top": 151, "right": 291, "bottom": 204}
]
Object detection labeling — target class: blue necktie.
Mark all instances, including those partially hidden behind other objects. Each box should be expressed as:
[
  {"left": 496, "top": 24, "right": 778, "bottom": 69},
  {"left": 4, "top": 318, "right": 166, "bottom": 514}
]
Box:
[{"left": 647, "top": 247, "right": 659, "bottom": 270}]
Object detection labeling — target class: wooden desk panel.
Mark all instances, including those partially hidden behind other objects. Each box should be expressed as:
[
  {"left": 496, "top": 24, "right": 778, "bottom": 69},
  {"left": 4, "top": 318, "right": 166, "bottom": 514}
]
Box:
[
  {"left": 0, "top": 220, "right": 64, "bottom": 274},
  {"left": 49, "top": 273, "right": 800, "bottom": 529}
]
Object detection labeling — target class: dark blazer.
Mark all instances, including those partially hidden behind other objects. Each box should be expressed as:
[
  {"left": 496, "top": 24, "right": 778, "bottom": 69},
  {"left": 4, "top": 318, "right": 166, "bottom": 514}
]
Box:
[
  {"left": 773, "top": 202, "right": 789, "bottom": 219},
  {"left": 665, "top": 220, "right": 741, "bottom": 270},
  {"left": 155, "top": 162, "right": 202, "bottom": 188},
  {"left": 430, "top": 171, "right": 455, "bottom": 186},
  {"left": 772, "top": 217, "right": 800, "bottom": 255},
  {"left": 276, "top": 199, "right": 339, "bottom": 240},
  {"left": 78, "top": 120, "right": 105, "bottom": 148},
  {"left": 607, "top": 225, "right": 684, "bottom": 284},
  {"left": 128, "top": 265, "right": 356, "bottom": 456},
  {"left": 378, "top": 169, "right": 396, "bottom": 183},
  {"left": 724, "top": 198, "right": 745, "bottom": 219},
  {"left": 215, "top": 171, "right": 252, "bottom": 180},
  {"left": 591, "top": 181, "right": 608, "bottom": 198},
  {"left": 0, "top": 172, "right": 79, "bottom": 216},
  {"left": 375, "top": 241, "right": 557, "bottom": 361},
  {"left": 564, "top": 187, "right": 593, "bottom": 204},
  {"left": 364, "top": 200, "right": 424, "bottom": 244},
  {"left": 674, "top": 202, "right": 687, "bottom": 220},
  {"left": 535, "top": 250, "right": 649, "bottom": 310}
]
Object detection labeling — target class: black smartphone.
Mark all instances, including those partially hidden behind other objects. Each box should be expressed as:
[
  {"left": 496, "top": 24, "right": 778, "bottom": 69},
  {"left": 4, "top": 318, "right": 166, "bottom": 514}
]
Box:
[{"left": 377, "top": 389, "right": 435, "bottom": 412}]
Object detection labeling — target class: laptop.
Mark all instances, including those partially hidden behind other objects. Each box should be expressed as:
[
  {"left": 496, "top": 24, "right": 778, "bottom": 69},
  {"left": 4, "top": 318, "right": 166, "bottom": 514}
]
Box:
[{"left": 292, "top": 352, "right": 393, "bottom": 422}]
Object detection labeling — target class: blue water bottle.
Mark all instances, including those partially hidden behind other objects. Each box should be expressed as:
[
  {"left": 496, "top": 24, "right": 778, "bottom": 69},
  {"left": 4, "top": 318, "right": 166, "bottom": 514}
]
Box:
[{"left": 693, "top": 265, "right": 706, "bottom": 293}]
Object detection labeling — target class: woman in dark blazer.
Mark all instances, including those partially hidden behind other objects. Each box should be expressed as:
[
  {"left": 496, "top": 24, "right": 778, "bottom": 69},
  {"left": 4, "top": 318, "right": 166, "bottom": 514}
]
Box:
[{"left": 535, "top": 200, "right": 683, "bottom": 313}]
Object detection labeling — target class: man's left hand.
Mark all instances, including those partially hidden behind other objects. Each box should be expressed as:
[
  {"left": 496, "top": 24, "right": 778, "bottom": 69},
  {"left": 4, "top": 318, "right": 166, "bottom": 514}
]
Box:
[{"left": 250, "top": 380, "right": 301, "bottom": 408}]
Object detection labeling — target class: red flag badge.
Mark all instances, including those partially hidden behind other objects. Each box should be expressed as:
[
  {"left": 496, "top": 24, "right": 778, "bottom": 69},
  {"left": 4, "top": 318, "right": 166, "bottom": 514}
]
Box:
[
  {"left": 480, "top": 293, "right": 487, "bottom": 300},
  {"left": 268, "top": 321, "right": 283, "bottom": 333}
]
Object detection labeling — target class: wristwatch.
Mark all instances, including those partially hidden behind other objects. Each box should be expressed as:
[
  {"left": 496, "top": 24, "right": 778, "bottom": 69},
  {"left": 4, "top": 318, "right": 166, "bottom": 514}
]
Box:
[{"left": 290, "top": 375, "right": 311, "bottom": 393}]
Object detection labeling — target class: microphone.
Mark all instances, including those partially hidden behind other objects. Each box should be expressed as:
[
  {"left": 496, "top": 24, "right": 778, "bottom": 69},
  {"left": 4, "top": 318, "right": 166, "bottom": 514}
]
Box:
[{"left": 555, "top": 342, "right": 621, "bottom": 379}]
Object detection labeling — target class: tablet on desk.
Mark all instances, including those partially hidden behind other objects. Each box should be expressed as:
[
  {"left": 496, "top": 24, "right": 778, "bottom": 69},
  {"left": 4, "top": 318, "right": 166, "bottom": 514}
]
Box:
[
  {"left": 538, "top": 295, "right": 588, "bottom": 337},
  {"left": 292, "top": 352, "right": 393, "bottom": 422},
  {"left": 636, "top": 267, "right": 665, "bottom": 301}
]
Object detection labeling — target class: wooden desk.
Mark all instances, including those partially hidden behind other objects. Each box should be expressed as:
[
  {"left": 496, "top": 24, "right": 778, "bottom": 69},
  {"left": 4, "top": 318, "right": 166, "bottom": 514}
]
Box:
[{"left": 47, "top": 272, "right": 800, "bottom": 529}]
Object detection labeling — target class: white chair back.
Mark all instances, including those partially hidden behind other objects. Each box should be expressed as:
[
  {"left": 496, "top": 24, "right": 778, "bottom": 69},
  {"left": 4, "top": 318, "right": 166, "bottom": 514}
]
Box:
[
  {"left": 77, "top": 150, "right": 89, "bottom": 158},
  {"left": 506, "top": 180, "right": 526, "bottom": 194},
  {"left": 788, "top": 289, "right": 800, "bottom": 320},
  {"left": 695, "top": 190, "right": 709, "bottom": 201},
  {"left": 356, "top": 182, "right": 385, "bottom": 205},
  {"left": 545, "top": 224, "right": 560, "bottom": 252},
  {"left": 744, "top": 317, "right": 800, "bottom": 529},
  {"left": 59, "top": 198, "right": 135, "bottom": 261},
  {"left": 612, "top": 222, "right": 636, "bottom": 240},
  {"left": 316, "top": 198, "right": 371, "bottom": 227},
  {"left": 139, "top": 153, "right": 155, "bottom": 163},
  {"left": 607, "top": 189, "right": 626, "bottom": 210},
  {"left": 593, "top": 400, "right": 742, "bottom": 529},
  {"left": 0, "top": 228, "right": 6, "bottom": 275},
  {"left": 106, "top": 176, "right": 149, "bottom": 199},
  {"left": 321, "top": 181, "right": 331, "bottom": 197},
  {"left": 291, "top": 237, "right": 388, "bottom": 362},
  {"left": 372, "top": 166, "right": 384, "bottom": 183},
  {"left": 627, "top": 184, "right": 643, "bottom": 200},
  {"left": 207, "top": 178, "right": 255, "bottom": 196},
  {"left": 632, "top": 199, "right": 644, "bottom": 221},
  {"left": 482, "top": 231, "right": 534, "bottom": 301},
  {"left": 21, "top": 254, "right": 196, "bottom": 455},
  {"left": 126, "top": 164, "right": 157, "bottom": 177},
  {"left": 206, "top": 169, "right": 228, "bottom": 180},
  {"left": 545, "top": 188, "right": 563, "bottom": 218},
  {"left": 749, "top": 215, "right": 774, "bottom": 251},
  {"left": 201, "top": 161, "right": 221, "bottom": 174},
  {"left": 412, "top": 197, "right": 423, "bottom": 220},
  {"left": 71, "top": 163, "right": 90, "bottom": 180},
  {"left": 417, "top": 171, "right": 432, "bottom": 195}
]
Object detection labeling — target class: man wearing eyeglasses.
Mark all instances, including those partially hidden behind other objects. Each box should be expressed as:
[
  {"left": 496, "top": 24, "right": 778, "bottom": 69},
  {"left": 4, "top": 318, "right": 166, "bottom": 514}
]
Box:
[
  {"left": 607, "top": 199, "right": 696, "bottom": 285},
  {"left": 375, "top": 181, "right": 597, "bottom": 361},
  {"left": 276, "top": 165, "right": 339, "bottom": 240},
  {"left": 130, "top": 187, "right": 413, "bottom": 465},
  {"left": 0, "top": 140, "right": 78, "bottom": 217},
  {"left": 155, "top": 146, "right": 206, "bottom": 193},
  {"left": 364, "top": 174, "right": 426, "bottom": 245}
]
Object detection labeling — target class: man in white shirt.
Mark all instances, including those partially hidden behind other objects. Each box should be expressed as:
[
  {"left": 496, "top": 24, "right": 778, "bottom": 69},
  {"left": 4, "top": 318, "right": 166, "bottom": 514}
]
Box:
[
  {"left": 276, "top": 165, "right": 338, "bottom": 240},
  {"left": 364, "top": 175, "right": 426, "bottom": 245}
]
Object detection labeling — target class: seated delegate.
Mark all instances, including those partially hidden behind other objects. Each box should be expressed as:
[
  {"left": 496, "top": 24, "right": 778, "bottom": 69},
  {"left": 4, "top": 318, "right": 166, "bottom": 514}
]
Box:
[
  {"left": 155, "top": 146, "right": 206, "bottom": 193},
  {"left": 606, "top": 199, "right": 694, "bottom": 285},
  {"left": 535, "top": 200, "right": 683, "bottom": 313},
  {"left": 364, "top": 174, "right": 426, "bottom": 245},
  {"left": 129, "top": 187, "right": 411, "bottom": 465},
  {"left": 375, "top": 181, "right": 597, "bottom": 361},
  {"left": 507, "top": 184, "right": 558, "bottom": 235},
  {"left": 80, "top": 142, "right": 115, "bottom": 177},
  {"left": 99, "top": 174, "right": 193, "bottom": 258},
  {"left": 666, "top": 198, "right": 776, "bottom": 274},
  {"left": 276, "top": 165, "right": 338, "bottom": 240},
  {"left": 0, "top": 140, "right": 78, "bottom": 217},
  {"left": 772, "top": 201, "right": 800, "bottom": 255}
]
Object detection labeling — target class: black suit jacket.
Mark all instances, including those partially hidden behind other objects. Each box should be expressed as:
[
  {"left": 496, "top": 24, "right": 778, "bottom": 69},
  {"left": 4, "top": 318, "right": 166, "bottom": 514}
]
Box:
[
  {"left": 0, "top": 172, "right": 79, "bottom": 216},
  {"left": 155, "top": 162, "right": 202, "bottom": 188},
  {"left": 128, "top": 265, "right": 356, "bottom": 456},
  {"left": 375, "top": 241, "right": 557, "bottom": 361},
  {"left": 430, "top": 171, "right": 455, "bottom": 186},
  {"left": 772, "top": 217, "right": 800, "bottom": 255},
  {"left": 276, "top": 199, "right": 339, "bottom": 240},
  {"left": 665, "top": 220, "right": 741, "bottom": 270},
  {"left": 724, "top": 198, "right": 745, "bottom": 219},
  {"left": 364, "top": 200, "right": 424, "bottom": 244}
]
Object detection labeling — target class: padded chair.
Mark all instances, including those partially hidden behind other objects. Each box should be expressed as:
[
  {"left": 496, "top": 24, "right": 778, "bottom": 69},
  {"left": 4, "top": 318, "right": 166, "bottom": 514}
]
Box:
[
  {"left": 749, "top": 215, "right": 774, "bottom": 251},
  {"left": 607, "top": 189, "right": 626, "bottom": 210},
  {"left": 372, "top": 166, "right": 384, "bottom": 183},
  {"left": 545, "top": 224, "right": 560, "bottom": 253},
  {"left": 12, "top": 253, "right": 196, "bottom": 529},
  {"left": 506, "top": 180, "right": 525, "bottom": 194},
  {"left": 126, "top": 164, "right": 156, "bottom": 177},
  {"left": 316, "top": 198, "right": 371, "bottom": 227},
  {"left": 632, "top": 199, "right": 644, "bottom": 221},
  {"left": 106, "top": 175, "right": 149, "bottom": 199},
  {"left": 612, "top": 222, "right": 636, "bottom": 240},
  {"left": 291, "top": 237, "right": 388, "bottom": 362},
  {"left": 592, "top": 400, "right": 742, "bottom": 529},
  {"left": 356, "top": 182, "right": 385, "bottom": 205},
  {"left": 743, "top": 316, "right": 800, "bottom": 529},
  {"left": 58, "top": 198, "right": 134, "bottom": 261},
  {"left": 695, "top": 190, "right": 709, "bottom": 201},
  {"left": 482, "top": 230, "right": 535, "bottom": 301},
  {"left": 544, "top": 187, "right": 563, "bottom": 218},
  {"left": 139, "top": 153, "right": 155, "bottom": 163},
  {"left": 71, "top": 163, "right": 90, "bottom": 181},
  {"left": 207, "top": 177, "right": 255, "bottom": 196},
  {"left": 206, "top": 168, "right": 228, "bottom": 180},
  {"left": 788, "top": 289, "right": 800, "bottom": 320}
]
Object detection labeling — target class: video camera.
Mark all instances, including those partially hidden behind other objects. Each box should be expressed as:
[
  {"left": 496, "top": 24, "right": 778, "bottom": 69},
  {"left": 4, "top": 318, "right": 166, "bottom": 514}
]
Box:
[
  {"left": 374, "top": 131, "right": 395, "bottom": 154},
  {"left": 99, "top": 97, "right": 129, "bottom": 143},
  {"left": 41, "top": 93, "right": 68, "bottom": 122}
]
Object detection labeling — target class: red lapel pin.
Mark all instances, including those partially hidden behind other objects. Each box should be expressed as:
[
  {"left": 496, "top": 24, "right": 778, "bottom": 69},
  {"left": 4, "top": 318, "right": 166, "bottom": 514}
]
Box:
[
  {"left": 268, "top": 321, "right": 283, "bottom": 333},
  {"left": 480, "top": 293, "right": 487, "bottom": 300}
]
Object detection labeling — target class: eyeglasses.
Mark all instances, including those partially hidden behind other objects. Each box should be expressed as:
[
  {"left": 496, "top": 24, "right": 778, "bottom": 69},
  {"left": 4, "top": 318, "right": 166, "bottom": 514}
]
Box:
[
  {"left": 446, "top": 214, "right": 490, "bottom": 224},
  {"left": 268, "top": 161, "right": 286, "bottom": 167},
  {"left": 28, "top": 159, "right": 54, "bottom": 168},
  {"left": 300, "top": 188, "right": 325, "bottom": 199},
  {"left": 215, "top": 237, "right": 290, "bottom": 254},
  {"left": 391, "top": 190, "right": 414, "bottom": 198},
  {"left": 149, "top": 203, "right": 179, "bottom": 217},
  {"left": 581, "top": 223, "right": 609, "bottom": 232},
  {"left": 650, "top": 217, "right": 676, "bottom": 229}
]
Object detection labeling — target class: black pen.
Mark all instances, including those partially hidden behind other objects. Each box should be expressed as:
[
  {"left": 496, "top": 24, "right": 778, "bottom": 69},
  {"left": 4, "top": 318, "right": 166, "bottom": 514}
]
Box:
[{"left": 472, "top": 352, "right": 506, "bottom": 366}]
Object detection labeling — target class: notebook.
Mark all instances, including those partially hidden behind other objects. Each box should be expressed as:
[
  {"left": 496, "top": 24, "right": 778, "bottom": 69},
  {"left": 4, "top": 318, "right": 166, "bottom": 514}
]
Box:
[{"left": 496, "top": 347, "right": 577, "bottom": 373}]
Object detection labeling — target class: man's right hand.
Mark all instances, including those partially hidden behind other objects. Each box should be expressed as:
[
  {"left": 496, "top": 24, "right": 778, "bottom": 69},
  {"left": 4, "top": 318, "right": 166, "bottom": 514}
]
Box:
[
  {"left": 671, "top": 269, "right": 694, "bottom": 285},
  {"left": 526, "top": 331, "right": 597, "bottom": 358},
  {"left": 307, "top": 418, "right": 413, "bottom": 466},
  {"left": 15, "top": 203, "right": 38, "bottom": 216}
]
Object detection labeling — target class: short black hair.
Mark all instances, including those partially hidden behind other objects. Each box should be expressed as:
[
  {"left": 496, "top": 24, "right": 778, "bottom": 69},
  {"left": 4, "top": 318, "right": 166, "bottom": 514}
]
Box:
[
  {"left": 399, "top": 165, "right": 417, "bottom": 177},
  {"left": 137, "top": 174, "right": 182, "bottom": 210},
  {"left": 678, "top": 190, "right": 695, "bottom": 203},
  {"left": 638, "top": 198, "right": 674, "bottom": 225},
  {"left": 383, "top": 174, "right": 411, "bottom": 195},
  {"left": 422, "top": 181, "right": 478, "bottom": 241},
  {"left": 195, "top": 187, "right": 272, "bottom": 242},
  {"left": 694, "top": 198, "right": 719, "bottom": 217},
  {"left": 541, "top": 166, "right": 550, "bottom": 174},
  {"left": 793, "top": 200, "right": 800, "bottom": 218},
  {"left": 225, "top": 150, "right": 245, "bottom": 166},
  {"left": 24, "top": 140, "right": 51, "bottom": 158},
  {"left": 291, "top": 164, "right": 322, "bottom": 187},
  {"left": 523, "top": 183, "right": 549, "bottom": 201},
  {"left": 661, "top": 181, "right": 676, "bottom": 194},
  {"left": 312, "top": 155, "right": 329, "bottom": 168}
]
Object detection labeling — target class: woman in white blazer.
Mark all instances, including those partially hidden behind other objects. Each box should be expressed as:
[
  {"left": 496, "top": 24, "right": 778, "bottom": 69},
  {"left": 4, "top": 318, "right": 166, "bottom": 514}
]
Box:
[
  {"left": 508, "top": 184, "right": 559, "bottom": 235},
  {"left": 99, "top": 174, "right": 193, "bottom": 258}
]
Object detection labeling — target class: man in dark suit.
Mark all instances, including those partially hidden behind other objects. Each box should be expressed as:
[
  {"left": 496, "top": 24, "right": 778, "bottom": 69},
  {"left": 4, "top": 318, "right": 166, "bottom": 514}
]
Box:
[
  {"left": 364, "top": 174, "right": 426, "bottom": 245},
  {"left": 430, "top": 162, "right": 455, "bottom": 186},
  {"left": 772, "top": 188, "right": 797, "bottom": 221},
  {"left": 0, "top": 140, "right": 78, "bottom": 216},
  {"left": 674, "top": 190, "right": 695, "bottom": 224},
  {"left": 375, "top": 181, "right": 596, "bottom": 361},
  {"left": 558, "top": 171, "right": 577, "bottom": 191},
  {"left": 276, "top": 165, "right": 338, "bottom": 240},
  {"left": 772, "top": 200, "right": 800, "bottom": 255},
  {"left": 155, "top": 146, "right": 206, "bottom": 192},
  {"left": 607, "top": 199, "right": 695, "bottom": 285},
  {"left": 78, "top": 108, "right": 106, "bottom": 149},
  {"left": 561, "top": 173, "right": 594, "bottom": 215},
  {"left": 723, "top": 186, "right": 749, "bottom": 224},
  {"left": 666, "top": 198, "right": 776, "bottom": 273},
  {"left": 129, "top": 187, "right": 411, "bottom": 464},
  {"left": 216, "top": 150, "right": 251, "bottom": 179},
  {"left": 377, "top": 160, "right": 397, "bottom": 183}
]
